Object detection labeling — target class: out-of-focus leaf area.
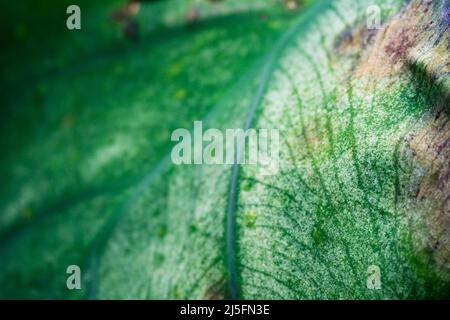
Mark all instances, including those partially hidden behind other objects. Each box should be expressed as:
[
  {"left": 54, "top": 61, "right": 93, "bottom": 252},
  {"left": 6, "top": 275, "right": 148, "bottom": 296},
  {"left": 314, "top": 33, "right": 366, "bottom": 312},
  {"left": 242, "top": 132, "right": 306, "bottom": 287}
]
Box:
[{"left": 0, "top": 0, "right": 449, "bottom": 299}]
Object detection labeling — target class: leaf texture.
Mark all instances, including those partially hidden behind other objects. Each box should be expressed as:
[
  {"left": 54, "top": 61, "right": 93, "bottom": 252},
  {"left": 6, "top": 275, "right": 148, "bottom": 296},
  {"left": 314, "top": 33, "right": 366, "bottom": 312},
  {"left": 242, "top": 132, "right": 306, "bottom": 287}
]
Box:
[{"left": 0, "top": 0, "right": 449, "bottom": 299}]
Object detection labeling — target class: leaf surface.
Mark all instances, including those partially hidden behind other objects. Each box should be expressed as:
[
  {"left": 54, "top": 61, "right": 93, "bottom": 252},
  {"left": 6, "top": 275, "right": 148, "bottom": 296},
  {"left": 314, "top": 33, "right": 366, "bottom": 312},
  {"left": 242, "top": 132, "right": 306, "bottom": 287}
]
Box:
[{"left": 0, "top": 0, "right": 449, "bottom": 299}]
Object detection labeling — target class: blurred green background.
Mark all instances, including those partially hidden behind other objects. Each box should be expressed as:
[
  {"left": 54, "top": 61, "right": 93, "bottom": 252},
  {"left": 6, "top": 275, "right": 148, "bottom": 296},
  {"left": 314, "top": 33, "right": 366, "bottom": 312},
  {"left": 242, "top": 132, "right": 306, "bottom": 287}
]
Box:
[{"left": 0, "top": 0, "right": 305, "bottom": 299}]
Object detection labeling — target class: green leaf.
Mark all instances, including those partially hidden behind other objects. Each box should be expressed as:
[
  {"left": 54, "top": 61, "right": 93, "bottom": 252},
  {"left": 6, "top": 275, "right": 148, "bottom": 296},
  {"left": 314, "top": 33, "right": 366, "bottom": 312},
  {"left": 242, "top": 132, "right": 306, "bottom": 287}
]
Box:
[{"left": 0, "top": 0, "right": 449, "bottom": 299}]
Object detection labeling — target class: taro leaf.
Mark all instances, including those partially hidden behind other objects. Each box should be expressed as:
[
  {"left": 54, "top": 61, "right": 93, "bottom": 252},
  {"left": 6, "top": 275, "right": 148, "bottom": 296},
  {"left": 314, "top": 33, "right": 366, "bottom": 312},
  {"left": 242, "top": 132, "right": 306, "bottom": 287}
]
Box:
[
  {"left": 0, "top": 0, "right": 449, "bottom": 300},
  {"left": 0, "top": 0, "right": 297, "bottom": 299},
  {"left": 235, "top": 0, "right": 450, "bottom": 299}
]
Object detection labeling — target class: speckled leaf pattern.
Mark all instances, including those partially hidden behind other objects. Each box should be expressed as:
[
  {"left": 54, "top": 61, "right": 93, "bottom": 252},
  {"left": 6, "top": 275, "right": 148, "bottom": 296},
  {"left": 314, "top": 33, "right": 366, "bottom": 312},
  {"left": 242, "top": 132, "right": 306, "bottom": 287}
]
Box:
[{"left": 0, "top": 0, "right": 449, "bottom": 299}]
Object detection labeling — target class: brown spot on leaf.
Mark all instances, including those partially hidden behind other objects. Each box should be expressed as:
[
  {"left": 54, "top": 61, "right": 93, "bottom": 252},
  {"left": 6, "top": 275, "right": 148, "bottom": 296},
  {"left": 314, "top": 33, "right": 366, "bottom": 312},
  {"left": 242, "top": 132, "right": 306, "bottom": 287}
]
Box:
[
  {"left": 407, "top": 108, "right": 450, "bottom": 279},
  {"left": 204, "top": 278, "right": 230, "bottom": 300},
  {"left": 353, "top": 0, "right": 445, "bottom": 78},
  {"left": 384, "top": 26, "right": 417, "bottom": 64},
  {"left": 335, "top": 24, "right": 378, "bottom": 58},
  {"left": 60, "top": 113, "right": 75, "bottom": 129}
]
